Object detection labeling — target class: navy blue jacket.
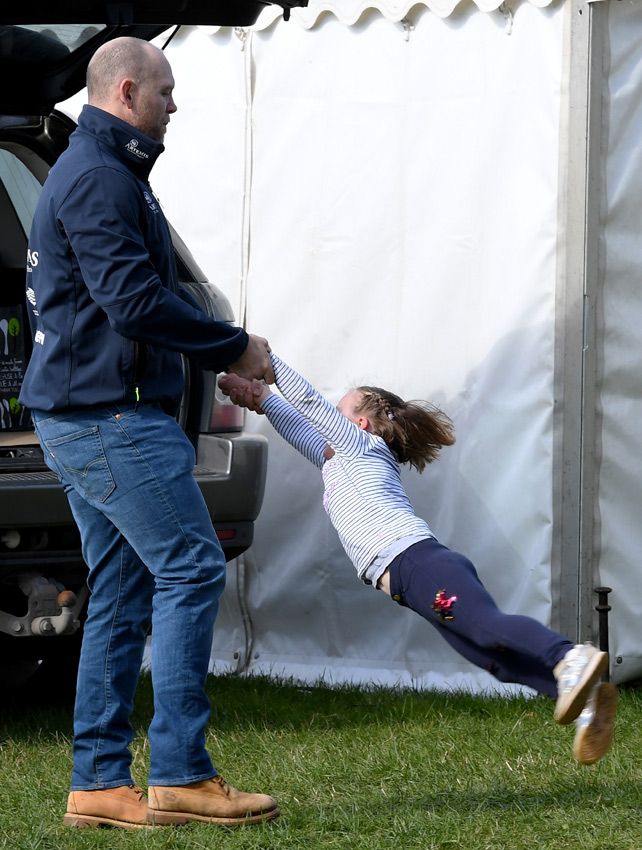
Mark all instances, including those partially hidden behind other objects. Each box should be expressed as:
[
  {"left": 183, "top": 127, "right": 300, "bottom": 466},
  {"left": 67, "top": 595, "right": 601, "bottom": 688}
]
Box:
[{"left": 20, "top": 105, "right": 248, "bottom": 413}]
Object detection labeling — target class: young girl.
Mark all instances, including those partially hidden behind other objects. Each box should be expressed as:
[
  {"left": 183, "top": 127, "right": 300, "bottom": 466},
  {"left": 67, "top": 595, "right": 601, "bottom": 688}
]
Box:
[{"left": 218, "top": 355, "right": 617, "bottom": 765}]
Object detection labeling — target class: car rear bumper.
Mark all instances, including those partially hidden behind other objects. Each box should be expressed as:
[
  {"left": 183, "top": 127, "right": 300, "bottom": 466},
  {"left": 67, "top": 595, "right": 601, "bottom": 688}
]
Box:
[{"left": 0, "top": 431, "right": 267, "bottom": 539}]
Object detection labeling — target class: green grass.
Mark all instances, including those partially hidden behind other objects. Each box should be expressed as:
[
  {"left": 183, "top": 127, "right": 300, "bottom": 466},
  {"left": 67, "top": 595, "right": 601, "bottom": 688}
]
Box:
[{"left": 1, "top": 674, "right": 641, "bottom": 850}]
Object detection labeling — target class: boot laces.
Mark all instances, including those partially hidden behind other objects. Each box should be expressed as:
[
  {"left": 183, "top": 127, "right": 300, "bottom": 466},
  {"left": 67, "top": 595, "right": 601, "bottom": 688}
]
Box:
[{"left": 212, "top": 775, "right": 231, "bottom": 796}]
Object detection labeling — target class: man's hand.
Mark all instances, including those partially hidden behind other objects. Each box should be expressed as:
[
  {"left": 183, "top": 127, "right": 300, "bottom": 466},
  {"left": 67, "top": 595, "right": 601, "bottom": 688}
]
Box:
[
  {"left": 219, "top": 373, "right": 269, "bottom": 414},
  {"left": 226, "top": 334, "right": 275, "bottom": 384}
]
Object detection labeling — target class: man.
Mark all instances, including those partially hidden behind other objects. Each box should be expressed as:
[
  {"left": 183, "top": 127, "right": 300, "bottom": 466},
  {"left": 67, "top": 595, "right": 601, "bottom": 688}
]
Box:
[{"left": 19, "top": 36, "right": 278, "bottom": 830}]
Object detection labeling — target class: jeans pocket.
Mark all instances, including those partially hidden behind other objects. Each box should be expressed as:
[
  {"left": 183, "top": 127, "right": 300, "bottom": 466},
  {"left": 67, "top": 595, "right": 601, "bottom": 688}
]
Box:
[
  {"left": 44, "top": 426, "right": 116, "bottom": 503},
  {"left": 387, "top": 559, "right": 406, "bottom": 606}
]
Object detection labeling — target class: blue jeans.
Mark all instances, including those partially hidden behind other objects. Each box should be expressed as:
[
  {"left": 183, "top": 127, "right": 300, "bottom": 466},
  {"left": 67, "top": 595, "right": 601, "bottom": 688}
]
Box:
[{"left": 32, "top": 404, "right": 226, "bottom": 790}]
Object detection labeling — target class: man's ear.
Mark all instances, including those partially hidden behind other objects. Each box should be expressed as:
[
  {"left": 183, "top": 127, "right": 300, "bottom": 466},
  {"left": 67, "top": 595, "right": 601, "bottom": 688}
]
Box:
[{"left": 119, "top": 78, "right": 135, "bottom": 110}]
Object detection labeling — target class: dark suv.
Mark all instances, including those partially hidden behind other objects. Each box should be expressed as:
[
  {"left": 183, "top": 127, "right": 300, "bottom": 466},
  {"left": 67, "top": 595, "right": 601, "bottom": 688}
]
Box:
[{"left": 0, "top": 2, "right": 305, "bottom": 689}]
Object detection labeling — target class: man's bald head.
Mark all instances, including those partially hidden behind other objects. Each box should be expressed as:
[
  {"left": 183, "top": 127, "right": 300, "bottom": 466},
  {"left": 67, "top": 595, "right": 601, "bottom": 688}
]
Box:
[
  {"left": 85, "top": 36, "right": 176, "bottom": 141},
  {"left": 87, "top": 37, "right": 158, "bottom": 105}
]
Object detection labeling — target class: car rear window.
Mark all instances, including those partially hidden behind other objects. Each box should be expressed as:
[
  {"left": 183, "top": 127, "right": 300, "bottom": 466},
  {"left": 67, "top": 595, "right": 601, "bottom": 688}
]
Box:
[
  {"left": 0, "top": 23, "right": 106, "bottom": 73},
  {"left": 11, "top": 24, "right": 105, "bottom": 52}
]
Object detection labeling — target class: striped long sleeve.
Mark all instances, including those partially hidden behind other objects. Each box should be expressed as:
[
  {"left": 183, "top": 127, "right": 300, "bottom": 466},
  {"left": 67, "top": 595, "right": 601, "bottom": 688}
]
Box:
[
  {"left": 262, "top": 355, "right": 433, "bottom": 577},
  {"left": 261, "top": 392, "right": 327, "bottom": 469}
]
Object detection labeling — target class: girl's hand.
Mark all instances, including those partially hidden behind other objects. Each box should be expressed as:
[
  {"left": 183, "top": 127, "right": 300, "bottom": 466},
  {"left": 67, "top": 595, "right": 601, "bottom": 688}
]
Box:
[{"left": 218, "top": 374, "right": 270, "bottom": 413}]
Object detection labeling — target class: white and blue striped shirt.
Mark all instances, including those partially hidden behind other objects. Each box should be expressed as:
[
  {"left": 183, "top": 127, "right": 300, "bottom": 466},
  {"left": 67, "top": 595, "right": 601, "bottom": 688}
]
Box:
[{"left": 262, "top": 355, "right": 433, "bottom": 580}]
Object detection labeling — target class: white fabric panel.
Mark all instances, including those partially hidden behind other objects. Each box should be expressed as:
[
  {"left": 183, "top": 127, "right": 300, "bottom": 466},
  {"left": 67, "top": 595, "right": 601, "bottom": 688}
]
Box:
[
  {"left": 150, "top": 6, "right": 565, "bottom": 691},
  {"left": 153, "top": 27, "right": 249, "bottom": 314},
  {"left": 596, "top": 2, "right": 642, "bottom": 684}
]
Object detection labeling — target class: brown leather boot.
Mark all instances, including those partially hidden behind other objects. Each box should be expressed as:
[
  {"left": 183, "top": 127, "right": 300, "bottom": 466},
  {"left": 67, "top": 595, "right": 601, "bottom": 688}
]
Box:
[
  {"left": 63, "top": 784, "right": 150, "bottom": 829},
  {"left": 147, "top": 775, "right": 279, "bottom": 825}
]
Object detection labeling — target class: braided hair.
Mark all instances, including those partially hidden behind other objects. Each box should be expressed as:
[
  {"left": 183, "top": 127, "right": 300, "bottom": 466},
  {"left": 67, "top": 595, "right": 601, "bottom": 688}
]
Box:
[{"left": 355, "top": 386, "right": 455, "bottom": 472}]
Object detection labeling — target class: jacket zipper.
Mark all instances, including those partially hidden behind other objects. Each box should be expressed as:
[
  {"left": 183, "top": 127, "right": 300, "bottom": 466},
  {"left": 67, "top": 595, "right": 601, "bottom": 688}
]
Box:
[{"left": 132, "top": 340, "right": 147, "bottom": 405}]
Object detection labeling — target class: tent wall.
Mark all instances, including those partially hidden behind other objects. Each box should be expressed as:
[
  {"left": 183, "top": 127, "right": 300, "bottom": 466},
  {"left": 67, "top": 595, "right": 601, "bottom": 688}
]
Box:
[{"left": 149, "top": 3, "right": 569, "bottom": 691}]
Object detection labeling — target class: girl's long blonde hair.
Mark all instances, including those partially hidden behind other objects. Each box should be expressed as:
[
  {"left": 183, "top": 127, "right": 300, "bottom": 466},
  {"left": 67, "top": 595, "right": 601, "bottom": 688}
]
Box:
[{"left": 355, "top": 386, "right": 455, "bottom": 472}]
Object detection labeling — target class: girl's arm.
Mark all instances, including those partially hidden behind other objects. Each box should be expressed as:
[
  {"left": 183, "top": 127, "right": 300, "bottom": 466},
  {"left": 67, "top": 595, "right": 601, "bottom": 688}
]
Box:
[
  {"left": 269, "top": 354, "right": 370, "bottom": 459},
  {"left": 219, "top": 373, "right": 327, "bottom": 468},
  {"left": 262, "top": 394, "right": 328, "bottom": 469}
]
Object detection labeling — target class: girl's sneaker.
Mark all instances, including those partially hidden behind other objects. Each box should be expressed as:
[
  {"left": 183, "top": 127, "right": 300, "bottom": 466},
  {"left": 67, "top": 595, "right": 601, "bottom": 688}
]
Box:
[
  {"left": 553, "top": 643, "right": 608, "bottom": 724},
  {"left": 573, "top": 681, "right": 618, "bottom": 765}
]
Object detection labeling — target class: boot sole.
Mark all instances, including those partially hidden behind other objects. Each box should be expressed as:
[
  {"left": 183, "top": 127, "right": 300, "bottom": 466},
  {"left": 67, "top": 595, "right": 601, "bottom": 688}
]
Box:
[
  {"left": 573, "top": 682, "right": 618, "bottom": 765},
  {"left": 554, "top": 651, "right": 608, "bottom": 725},
  {"left": 63, "top": 813, "right": 153, "bottom": 830},
  {"left": 147, "top": 804, "right": 280, "bottom": 826}
]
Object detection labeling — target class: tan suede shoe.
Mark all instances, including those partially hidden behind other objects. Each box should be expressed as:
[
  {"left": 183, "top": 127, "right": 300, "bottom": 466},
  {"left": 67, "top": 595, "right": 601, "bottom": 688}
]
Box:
[
  {"left": 147, "top": 775, "right": 279, "bottom": 826},
  {"left": 573, "top": 681, "right": 618, "bottom": 765},
  {"left": 63, "top": 784, "right": 150, "bottom": 829}
]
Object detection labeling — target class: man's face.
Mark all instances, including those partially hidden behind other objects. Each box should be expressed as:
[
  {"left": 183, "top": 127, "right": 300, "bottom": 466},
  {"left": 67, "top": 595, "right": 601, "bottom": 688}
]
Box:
[{"left": 131, "top": 51, "right": 176, "bottom": 142}]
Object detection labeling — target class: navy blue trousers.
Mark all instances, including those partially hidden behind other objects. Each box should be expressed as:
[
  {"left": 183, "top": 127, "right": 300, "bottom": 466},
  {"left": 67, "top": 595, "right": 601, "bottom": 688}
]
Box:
[{"left": 387, "top": 537, "right": 572, "bottom": 697}]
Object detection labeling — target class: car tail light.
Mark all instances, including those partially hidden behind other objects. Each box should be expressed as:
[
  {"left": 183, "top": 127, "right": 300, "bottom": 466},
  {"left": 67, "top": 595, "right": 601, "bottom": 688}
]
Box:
[
  {"left": 209, "top": 386, "right": 244, "bottom": 432},
  {"left": 216, "top": 529, "right": 236, "bottom": 541}
]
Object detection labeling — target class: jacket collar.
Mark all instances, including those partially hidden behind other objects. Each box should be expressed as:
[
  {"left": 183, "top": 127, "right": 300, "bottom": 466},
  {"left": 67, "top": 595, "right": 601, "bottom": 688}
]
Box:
[{"left": 77, "top": 104, "right": 165, "bottom": 181}]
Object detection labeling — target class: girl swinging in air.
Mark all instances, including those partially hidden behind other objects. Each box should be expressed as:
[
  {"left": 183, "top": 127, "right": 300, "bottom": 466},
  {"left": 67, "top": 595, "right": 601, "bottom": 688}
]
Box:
[{"left": 219, "top": 354, "right": 617, "bottom": 765}]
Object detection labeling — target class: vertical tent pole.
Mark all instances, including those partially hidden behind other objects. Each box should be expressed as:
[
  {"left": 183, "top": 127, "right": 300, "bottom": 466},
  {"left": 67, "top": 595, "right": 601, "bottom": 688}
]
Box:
[{"left": 552, "top": 0, "right": 607, "bottom": 643}]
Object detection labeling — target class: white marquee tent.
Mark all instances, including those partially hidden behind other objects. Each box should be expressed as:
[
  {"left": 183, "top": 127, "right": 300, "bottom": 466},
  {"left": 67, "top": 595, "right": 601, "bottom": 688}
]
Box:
[{"left": 70, "top": 0, "right": 642, "bottom": 691}]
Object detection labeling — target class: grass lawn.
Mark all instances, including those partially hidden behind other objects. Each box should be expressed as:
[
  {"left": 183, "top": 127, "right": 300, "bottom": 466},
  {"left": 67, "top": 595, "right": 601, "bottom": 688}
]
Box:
[{"left": 1, "top": 673, "right": 641, "bottom": 850}]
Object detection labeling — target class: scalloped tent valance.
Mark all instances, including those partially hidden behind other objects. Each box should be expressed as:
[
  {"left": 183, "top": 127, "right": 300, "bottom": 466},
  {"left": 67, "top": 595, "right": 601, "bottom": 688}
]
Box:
[{"left": 252, "top": 0, "right": 557, "bottom": 26}]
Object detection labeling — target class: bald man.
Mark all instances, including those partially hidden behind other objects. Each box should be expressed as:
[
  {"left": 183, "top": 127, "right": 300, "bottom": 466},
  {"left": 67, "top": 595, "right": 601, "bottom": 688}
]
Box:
[{"left": 20, "top": 37, "right": 278, "bottom": 830}]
